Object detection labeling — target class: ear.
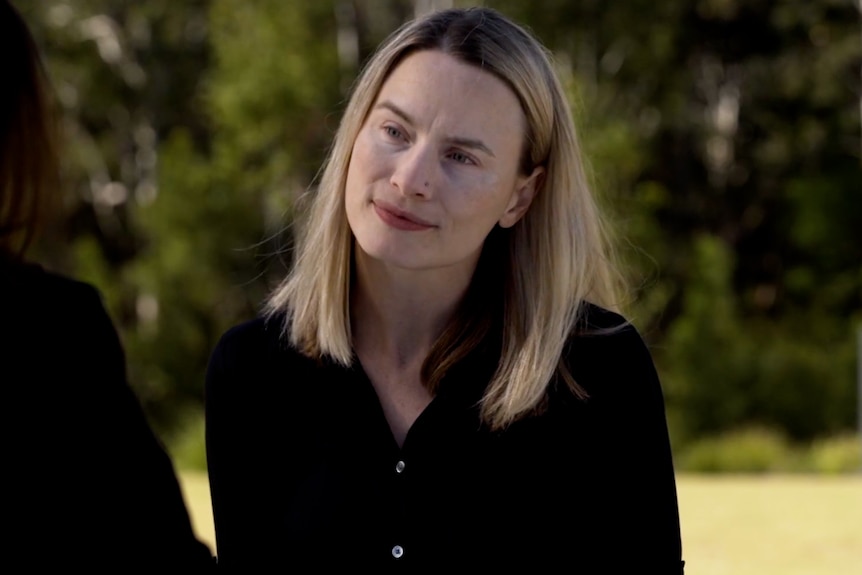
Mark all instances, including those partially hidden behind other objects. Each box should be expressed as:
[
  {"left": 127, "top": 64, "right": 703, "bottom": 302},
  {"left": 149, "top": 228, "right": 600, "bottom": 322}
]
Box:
[{"left": 498, "top": 165, "right": 545, "bottom": 228}]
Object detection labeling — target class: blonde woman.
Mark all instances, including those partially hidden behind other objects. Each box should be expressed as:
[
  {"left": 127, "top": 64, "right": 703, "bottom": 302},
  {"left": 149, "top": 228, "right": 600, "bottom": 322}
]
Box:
[{"left": 206, "top": 6, "right": 684, "bottom": 571}]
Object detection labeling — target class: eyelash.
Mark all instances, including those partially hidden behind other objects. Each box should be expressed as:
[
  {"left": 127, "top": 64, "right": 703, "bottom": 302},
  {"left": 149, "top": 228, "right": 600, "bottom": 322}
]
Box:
[
  {"left": 382, "top": 123, "right": 476, "bottom": 166},
  {"left": 383, "top": 125, "right": 406, "bottom": 141},
  {"left": 448, "top": 151, "right": 475, "bottom": 165}
]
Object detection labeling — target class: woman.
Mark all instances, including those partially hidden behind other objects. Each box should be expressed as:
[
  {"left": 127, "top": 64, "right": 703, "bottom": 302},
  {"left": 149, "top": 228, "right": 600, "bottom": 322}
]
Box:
[
  {"left": 206, "top": 7, "right": 684, "bottom": 571},
  {"left": 0, "top": 1, "right": 215, "bottom": 569}
]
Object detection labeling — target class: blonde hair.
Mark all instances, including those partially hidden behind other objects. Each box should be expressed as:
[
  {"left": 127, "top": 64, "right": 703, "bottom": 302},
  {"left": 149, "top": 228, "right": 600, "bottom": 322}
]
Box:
[{"left": 267, "top": 7, "right": 622, "bottom": 429}]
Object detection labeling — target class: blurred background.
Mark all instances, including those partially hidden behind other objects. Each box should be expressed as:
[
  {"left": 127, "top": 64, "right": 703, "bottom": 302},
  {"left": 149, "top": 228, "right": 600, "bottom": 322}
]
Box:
[{"left": 15, "top": 0, "right": 861, "bottom": 475}]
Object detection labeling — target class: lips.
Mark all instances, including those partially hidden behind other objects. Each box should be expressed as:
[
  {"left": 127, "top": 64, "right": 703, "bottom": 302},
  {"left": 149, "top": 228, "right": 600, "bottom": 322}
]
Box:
[{"left": 372, "top": 201, "right": 436, "bottom": 231}]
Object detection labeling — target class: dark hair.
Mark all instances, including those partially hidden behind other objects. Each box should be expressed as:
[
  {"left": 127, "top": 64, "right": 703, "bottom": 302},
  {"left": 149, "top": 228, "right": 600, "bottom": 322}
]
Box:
[{"left": 0, "top": 0, "right": 61, "bottom": 259}]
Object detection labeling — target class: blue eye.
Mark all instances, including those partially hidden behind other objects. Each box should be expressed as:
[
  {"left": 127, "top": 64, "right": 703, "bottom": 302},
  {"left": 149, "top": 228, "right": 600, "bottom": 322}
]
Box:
[
  {"left": 449, "top": 151, "right": 475, "bottom": 165},
  {"left": 384, "top": 126, "right": 404, "bottom": 140}
]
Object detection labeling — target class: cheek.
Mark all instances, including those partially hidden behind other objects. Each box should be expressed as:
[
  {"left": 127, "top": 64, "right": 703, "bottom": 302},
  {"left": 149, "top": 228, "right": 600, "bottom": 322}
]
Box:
[
  {"left": 344, "top": 160, "right": 367, "bottom": 226},
  {"left": 450, "top": 176, "right": 510, "bottom": 219},
  {"left": 350, "top": 140, "right": 392, "bottom": 199},
  {"left": 346, "top": 142, "right": 372, "bottom": 196}
]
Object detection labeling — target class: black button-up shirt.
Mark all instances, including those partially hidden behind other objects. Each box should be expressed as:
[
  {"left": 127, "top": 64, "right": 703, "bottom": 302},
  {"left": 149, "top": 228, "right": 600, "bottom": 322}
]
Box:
[{"left": 205, "top": 304, "right": 684, "bottom": 572}]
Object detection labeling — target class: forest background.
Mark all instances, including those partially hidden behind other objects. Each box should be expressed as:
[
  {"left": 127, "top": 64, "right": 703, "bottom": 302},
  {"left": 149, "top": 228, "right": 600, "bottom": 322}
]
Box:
[{"left": 16, "top": 0, "right": 862, "bottom": 473}]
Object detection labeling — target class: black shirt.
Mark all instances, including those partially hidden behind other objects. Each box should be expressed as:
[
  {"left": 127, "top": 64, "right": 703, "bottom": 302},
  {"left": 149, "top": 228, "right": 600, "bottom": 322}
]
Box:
[
  {"left": 205, "top": 304, "right": 684, "bottom": 572},
  {"left": 0, "top": 259, "right": 216, "bottom": 570}
]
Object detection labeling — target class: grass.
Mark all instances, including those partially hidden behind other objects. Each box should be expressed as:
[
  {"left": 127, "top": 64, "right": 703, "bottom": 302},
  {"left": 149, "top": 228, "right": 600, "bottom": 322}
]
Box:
[
  {"left": 178, "top": 471, "right": 862, "bottom": 573},
  {"left": 178, "top": 471, "right": 216, "bottom": 552},
  {"left": 675, "top": 474, "right": 861, "bottom": 575}
]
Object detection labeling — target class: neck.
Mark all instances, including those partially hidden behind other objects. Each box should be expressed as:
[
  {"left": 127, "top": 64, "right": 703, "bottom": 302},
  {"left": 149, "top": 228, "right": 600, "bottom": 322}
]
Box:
[{"left": 351, "top": 250, "right": 475, "bottom": 368}]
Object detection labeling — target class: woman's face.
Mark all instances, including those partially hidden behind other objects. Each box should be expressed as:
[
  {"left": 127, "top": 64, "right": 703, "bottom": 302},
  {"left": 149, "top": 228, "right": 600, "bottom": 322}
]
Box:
[{"left": 345, "top": 50, "right": 542, "bottom": 278}]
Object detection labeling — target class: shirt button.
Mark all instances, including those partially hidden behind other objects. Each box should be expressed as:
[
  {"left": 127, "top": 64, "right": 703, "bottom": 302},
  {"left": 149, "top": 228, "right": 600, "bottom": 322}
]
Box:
[
  {"left": 395, "top": 460, "right": 406, "bottom": 473},
  {"left": 392, "top": 545, "right": 404, "bottom": 559}
]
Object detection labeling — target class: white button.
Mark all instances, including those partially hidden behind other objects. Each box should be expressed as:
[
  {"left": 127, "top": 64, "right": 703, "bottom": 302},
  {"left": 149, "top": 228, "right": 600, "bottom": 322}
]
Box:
[
  {"left": 392, "top": 545, "right": 404, "bottom": 559},
  {"left": 395, "top": 460, "right": 406, "bottom": 473}
]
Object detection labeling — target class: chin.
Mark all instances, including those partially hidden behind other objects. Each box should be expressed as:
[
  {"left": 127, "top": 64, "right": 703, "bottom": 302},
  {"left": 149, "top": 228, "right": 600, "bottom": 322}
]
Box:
[{"left": 368, "top": 249, "right": 427, "bottom": 270}]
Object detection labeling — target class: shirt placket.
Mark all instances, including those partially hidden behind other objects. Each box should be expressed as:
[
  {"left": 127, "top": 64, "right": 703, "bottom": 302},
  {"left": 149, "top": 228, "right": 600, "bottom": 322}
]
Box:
[{"left": 388, "top": 451, "right": 410, "bottom": 562}]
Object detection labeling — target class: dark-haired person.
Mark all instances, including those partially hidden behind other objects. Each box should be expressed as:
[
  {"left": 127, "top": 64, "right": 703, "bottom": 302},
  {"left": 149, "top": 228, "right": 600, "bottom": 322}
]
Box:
[
  {"left": 206, "top": 6, "right": 685, "bottom": 571},
  {"left": 1, "top": 1, "right": 215, "bottom": 569}
]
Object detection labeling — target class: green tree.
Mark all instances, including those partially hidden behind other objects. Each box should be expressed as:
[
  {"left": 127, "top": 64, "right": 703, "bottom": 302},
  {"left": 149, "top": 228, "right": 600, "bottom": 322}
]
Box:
[{"left": 20, "top": 0, "right": 861, "bottom": 453}]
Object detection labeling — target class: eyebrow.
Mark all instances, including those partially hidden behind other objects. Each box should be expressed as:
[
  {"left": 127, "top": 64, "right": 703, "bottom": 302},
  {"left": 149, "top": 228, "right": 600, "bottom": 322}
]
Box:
[{"left": 373, "top": 100, "right": 496, "bottom": 158}]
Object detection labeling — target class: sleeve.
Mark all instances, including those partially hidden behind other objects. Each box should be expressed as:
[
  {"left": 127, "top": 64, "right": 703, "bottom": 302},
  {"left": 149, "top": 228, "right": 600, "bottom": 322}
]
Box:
[
  {"left": 204, "top": 330, "right": 236, "bottom": 567},
  {"left": 586, "top": 322, "right": 685, "bottom": 573},
  {"left": 66, "top": 285, "right": 216, "bottom": 571},
  {"left": 551, "top": 309, "right": 685, "bottom": 572},
  {"left": 204, "top": 326, "right": 262, "bottom": 570},
  {"left": 206, "top": 318, "right": 305, "bottom": 570}
]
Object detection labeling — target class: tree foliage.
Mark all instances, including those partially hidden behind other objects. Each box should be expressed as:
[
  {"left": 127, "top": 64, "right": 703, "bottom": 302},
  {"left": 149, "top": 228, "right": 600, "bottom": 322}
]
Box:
[{"left": 16, "top": 0, "right": 861, "bottom": 448}]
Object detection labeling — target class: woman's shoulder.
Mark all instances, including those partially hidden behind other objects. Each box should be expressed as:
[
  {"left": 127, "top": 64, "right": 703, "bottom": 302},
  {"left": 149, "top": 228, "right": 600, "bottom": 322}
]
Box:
[
  {"left": 1, "top": 258, "right": 103, "bottom": 308},
  {"left": 215, "top": 314, "right": 280, "bottom": 348},
  {"left": 206, "top": 313, "right": 321, "bottom": 392},
  {"left": 205, "top": 314, "right": 333, "bottom": 428},
  {"left": 561, "top": 301, "right": 660, "bottom": 399},
  {"left": 210, "top": 313, "right": 294, "bottom": 366},
  {"left": 573, "top": 301, "right": 633, "bottom": 333},
  {"left": 0, "top": 259, "right": 115, "bottom": 345},
  {"left": 566, "top": 301, "right": 644, "bottom": 353}
]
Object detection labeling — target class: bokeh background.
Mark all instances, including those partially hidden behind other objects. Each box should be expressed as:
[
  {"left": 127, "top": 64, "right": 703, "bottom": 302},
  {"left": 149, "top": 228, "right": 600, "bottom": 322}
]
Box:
[
  {"left": 15, "top": 0, "right": 862, "bottom": 571},
  {"left": 15, "top": 0, "right": 861, "bottom": 474}
]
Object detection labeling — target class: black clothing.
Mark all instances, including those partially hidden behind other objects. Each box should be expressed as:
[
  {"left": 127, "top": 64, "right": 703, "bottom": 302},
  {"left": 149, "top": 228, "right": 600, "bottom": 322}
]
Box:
[
  {"left": 206, "top": 304, "right": 684, "bottom": 572},
  {"left": 1, "top": 259, "right": 216, "bottom": 570}
]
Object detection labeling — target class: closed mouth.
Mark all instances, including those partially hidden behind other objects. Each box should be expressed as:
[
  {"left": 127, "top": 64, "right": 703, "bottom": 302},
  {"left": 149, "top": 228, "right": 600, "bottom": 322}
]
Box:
[{"left": 373, "top": 201, "right": 435, "bottom": 228}]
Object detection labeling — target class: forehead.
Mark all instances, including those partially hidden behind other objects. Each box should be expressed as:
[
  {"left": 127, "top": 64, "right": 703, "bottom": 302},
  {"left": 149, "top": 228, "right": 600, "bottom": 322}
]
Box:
[{"left": 372, "top": 50, "right": 525, "bottom": 138}]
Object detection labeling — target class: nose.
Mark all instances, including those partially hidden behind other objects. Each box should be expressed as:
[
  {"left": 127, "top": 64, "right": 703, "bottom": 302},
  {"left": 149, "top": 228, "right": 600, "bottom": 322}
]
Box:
[{"left": 389, "top": 143, "right": 435, "bottom": 198}]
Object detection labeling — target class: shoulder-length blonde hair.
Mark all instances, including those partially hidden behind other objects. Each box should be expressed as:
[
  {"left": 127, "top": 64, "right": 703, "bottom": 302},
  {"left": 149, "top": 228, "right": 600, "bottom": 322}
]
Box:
[{"left": 267, "top": 7, "right": 622, "bottom": 430}]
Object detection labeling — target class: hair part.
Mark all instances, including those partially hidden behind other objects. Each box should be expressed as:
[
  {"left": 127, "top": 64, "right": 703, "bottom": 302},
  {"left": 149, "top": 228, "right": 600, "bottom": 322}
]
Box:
[{"left": 266, "top": 6, "right": 624, "bottom": 430}]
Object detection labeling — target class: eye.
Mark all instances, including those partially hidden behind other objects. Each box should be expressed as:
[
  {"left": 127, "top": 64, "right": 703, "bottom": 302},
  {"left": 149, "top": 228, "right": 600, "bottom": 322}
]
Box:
[
  {"left": 448, "top": 150, "right": 476, "bottom": 165},
  {"left": 383, "top": 125, "right": 406, "bottom": 141}
]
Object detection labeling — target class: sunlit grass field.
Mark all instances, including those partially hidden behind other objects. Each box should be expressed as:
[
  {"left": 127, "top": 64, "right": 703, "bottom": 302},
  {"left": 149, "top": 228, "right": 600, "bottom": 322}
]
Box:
[{"left": 178, "top": 471, "right": 862, "bottom": 573}]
